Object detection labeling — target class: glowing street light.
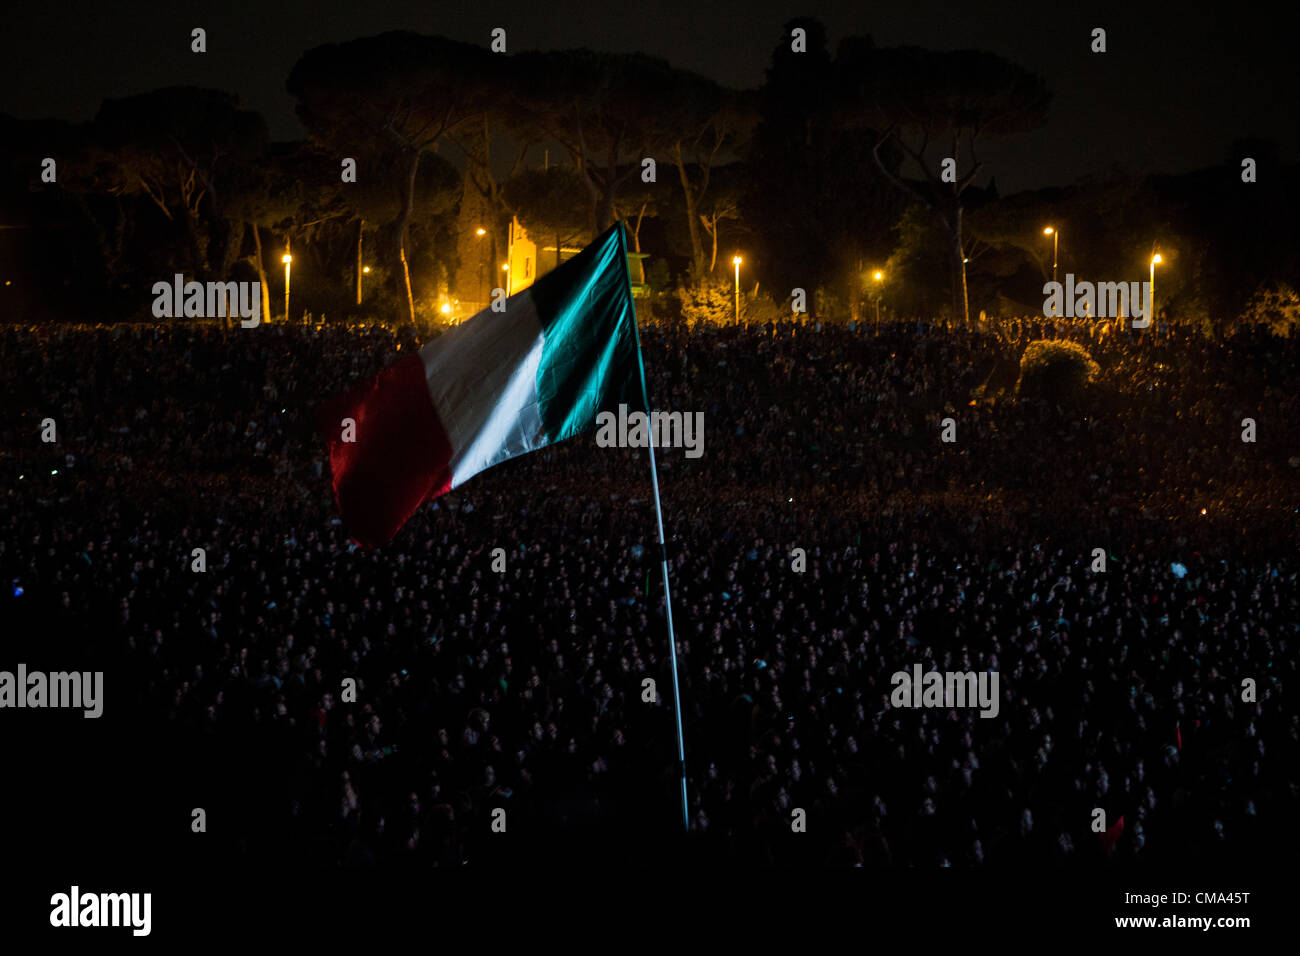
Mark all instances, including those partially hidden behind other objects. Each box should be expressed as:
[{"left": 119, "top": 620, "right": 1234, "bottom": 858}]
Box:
[
  {"left": 282, "top": 252, "right": 292, "bottom": 322},
  {"left": 357, "top": 263, "right": 372, "bottom": 305},
  {"left": 873, "top": 270, "right": 885, "bottom": 335},
  {"left": 1043, "top": 226, "right": 1059, "bottom": 284},
  {"left": 1140, "top": 253, "right": 1163, "bottom": 331},
  {"left": 732, "top": 255, "right": 743, "bottom": 325},
  {"left": 474, "top": 228, "right": 488, "bottom": 303}
]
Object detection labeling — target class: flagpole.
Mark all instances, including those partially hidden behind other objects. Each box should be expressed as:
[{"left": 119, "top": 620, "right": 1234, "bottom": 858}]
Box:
[
  {"left": 622, "top": 225, "right": 690, "bottom": 834},
  {"left": 644, "top": 409, "right": 690, "bottom": 833}
]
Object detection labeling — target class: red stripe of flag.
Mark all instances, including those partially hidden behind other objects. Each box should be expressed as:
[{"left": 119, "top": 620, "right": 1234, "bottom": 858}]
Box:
[
  {"left": 1100, "top": 814, "right": 1125, "bottom": 853},
  {"left": 315, "top": 353, "right": 453, "bottom": 549}
]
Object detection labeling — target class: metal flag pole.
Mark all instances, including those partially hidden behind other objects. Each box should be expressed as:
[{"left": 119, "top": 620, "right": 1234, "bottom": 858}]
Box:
[{"left": 621, "top": 224, "right": 690, "bottom": 833}]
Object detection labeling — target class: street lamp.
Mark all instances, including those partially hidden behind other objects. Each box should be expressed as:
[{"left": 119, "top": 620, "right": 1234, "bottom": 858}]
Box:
[
  {"left": 873, "top": 271, "right": 884, "bottom": 335},
  {"left": 732, "top": 255, "right": 742, "bottom": 325},
  {"left": 474, "top": 228, "right": 487, "bottom": 305},
  {"left": 1139, "top": 253, "right": 1163, "bottom": 331},
  {"left": 282, "top": 252, "right": 292, "bottom": 322},
  {"left": 1043, "top": 226, "right": 1058, "bottom": 284}
]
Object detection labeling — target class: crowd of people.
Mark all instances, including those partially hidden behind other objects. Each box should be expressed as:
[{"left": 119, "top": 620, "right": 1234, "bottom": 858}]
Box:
[{"left": 2, "top": 315, "right": 1297, "bottom": 866}]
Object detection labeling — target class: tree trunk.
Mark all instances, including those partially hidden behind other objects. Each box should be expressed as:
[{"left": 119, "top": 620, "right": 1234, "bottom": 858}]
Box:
[
  {"left": 942, "top": 203, "right": 969, "bottom": 326},
  {"left": 184, "top": 208, "right": 206, "bottom": 281},
  {"left": 250, "top": 222, "right": 270, "bottom": 325},
  {"left": 110, "top": 197, "right": 127, "bottom": 278},
  {"left": 219, "top": 219, "right": 245, "bottom": 328},
  {"left": 579, "top": 168, "right": 601, "bottom": 237},
  {"left": 400, "top": 245, "right": 415, "bottom": 326},
  {"left": 595, "top": 187, "right": 614, "bottom": 233},
  {"left": 73, "top": 194, "right": 117, "bottom": 282},
  {"left": 674, "top": 142, "right": 706, "bottom": 278},
  {"left": 219, "top": 219, "right": 244, "bottom": 275},
  {"left": 391, "top": 148, "right": 420, "bottom": 322},
  {"left": 959, "top": 259, "right": 970, "bottom": 327},
  {"left": 633, "top": 202, "right": 647, "bottom": 285},
  {"left": 955, "top": 205, "right": 970, "bottom": 326},
  {"left": 950, "top": 235, "right": 969, "bottom": 326}
]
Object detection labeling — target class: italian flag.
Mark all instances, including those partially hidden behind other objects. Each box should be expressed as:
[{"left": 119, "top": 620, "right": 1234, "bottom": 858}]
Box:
[{"left": 318, "top": 223, "right": 646, "bottom": 548}]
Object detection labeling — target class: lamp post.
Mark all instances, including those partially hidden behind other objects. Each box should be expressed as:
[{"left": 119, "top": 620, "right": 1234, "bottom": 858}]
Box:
[
  {"left": 476, "top": 228, "right": 486, "bottom": 306},
  {"left": 356, "top": 223, "right": 364, "bottom": 306},
  {"left": 282, "top": 252, "right": 292, "bottom": 322},
  {"left": 732, "top": 255, "right": 742, "bottom": 326},
  {"left": 873, "top": 271, "right": 885, "bottom": 335},
  {"left": 1043, "top": 226, "right": 1058, "bottom": 285},
  {"left": 1142, "top": 253, "right": 1162, "bottom": 331}
]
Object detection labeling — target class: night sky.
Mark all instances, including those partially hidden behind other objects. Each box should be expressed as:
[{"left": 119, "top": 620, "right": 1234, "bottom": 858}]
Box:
[{"left": 4, "top": 0, "right": 1297, "bottom": 192}]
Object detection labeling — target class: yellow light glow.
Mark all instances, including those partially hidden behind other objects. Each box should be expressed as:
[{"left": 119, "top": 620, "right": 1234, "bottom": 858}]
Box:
[
  {"left": 873, "top": 271, "right": 883, "bottom": 281},
  {"left": 440, "top": 303, "right": 451, "bottom": 314},
  {"left": 732, "top": 256, "right": 742, "bottom": 266},
  {"left": 282, "top": 254, "right": 292, "bottom": 264},
  {"left": 1152, "top": 254, "right": 1163, "bottom": 264},
  {"left": 362, "top": 266, "right": 371, "bottom": 274},
  {"left": 502, "top": 264, "right": 509, "bottom": 271},
  {"left": 1043, "top": 227, "right": 1054, "bottom": 235},
  {"left": 476, "top": 228, "right": 486, "bottom": 237}
]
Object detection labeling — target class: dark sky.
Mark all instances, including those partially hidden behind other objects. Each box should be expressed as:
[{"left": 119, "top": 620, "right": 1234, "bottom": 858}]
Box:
[{"left": 4, "top": 0, "right": 1296, "bottom": 192}]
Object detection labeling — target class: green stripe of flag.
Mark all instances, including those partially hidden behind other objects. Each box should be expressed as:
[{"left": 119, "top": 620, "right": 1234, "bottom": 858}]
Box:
[{"left": 533, "top": 222, "right": 646, "bottom": 444}]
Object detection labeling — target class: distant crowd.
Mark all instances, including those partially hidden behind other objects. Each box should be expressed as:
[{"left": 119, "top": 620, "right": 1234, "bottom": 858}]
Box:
[{"left": 2, "top": 316, "right": 1297, "bottom": 865}]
